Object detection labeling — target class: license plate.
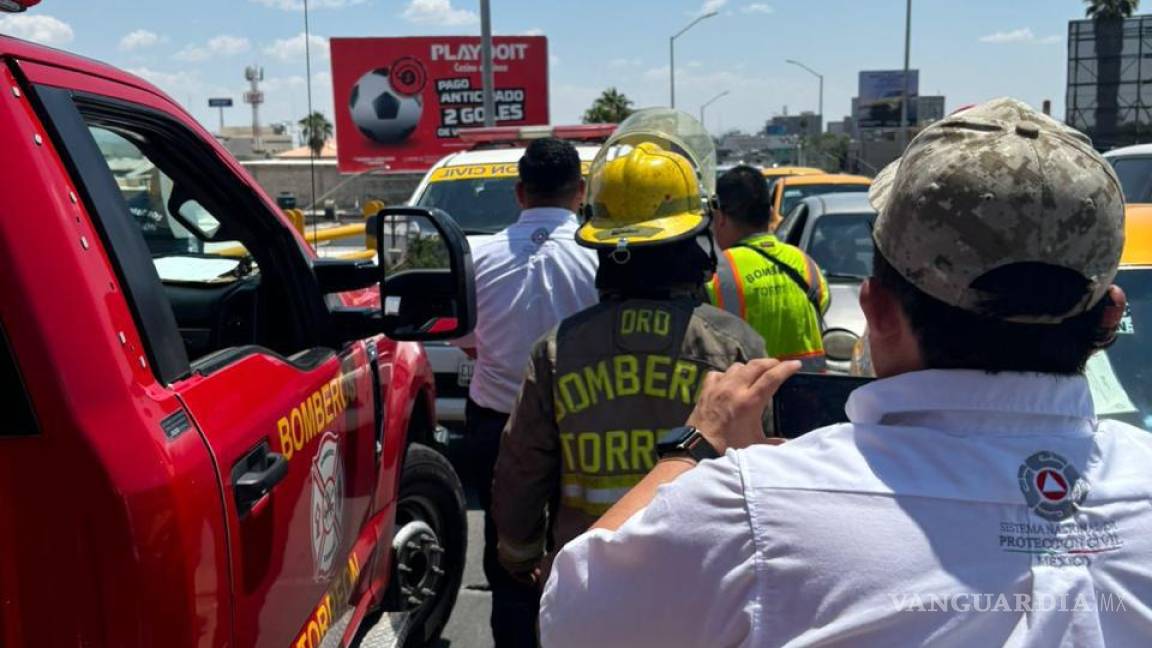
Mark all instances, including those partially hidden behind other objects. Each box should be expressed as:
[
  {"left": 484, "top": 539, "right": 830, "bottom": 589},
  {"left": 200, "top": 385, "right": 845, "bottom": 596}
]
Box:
[{"left": 457, "top": 360, "right": 474, "bottom": 387}]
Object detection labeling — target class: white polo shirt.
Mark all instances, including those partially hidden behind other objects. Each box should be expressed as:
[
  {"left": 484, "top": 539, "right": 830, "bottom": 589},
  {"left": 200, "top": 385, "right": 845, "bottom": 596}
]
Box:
[
  {"left": 541, "top": 370, "right": 1152, "bottom": 647},
  {"left": 457, "top": 207, "right": 598, "bottom": 414}
]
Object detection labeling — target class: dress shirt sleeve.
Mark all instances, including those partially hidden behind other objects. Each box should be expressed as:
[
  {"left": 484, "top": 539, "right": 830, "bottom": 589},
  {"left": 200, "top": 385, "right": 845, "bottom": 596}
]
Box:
[{"left": 540, "top": 453, "right": 759, "bottom": 648}]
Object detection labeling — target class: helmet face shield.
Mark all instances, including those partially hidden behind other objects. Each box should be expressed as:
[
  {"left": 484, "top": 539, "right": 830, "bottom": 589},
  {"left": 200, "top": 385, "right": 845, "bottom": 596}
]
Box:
[{"left": 578, "top": 109, "right": 717, "bottom": 249}]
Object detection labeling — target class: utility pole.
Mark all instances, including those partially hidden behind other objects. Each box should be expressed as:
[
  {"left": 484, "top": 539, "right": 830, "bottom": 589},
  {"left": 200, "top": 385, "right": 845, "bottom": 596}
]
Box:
[
  {"left": 480, "top": 0, "right": 496, "bottom": 127},
  {"left": 899, "top": 0, "right": 912, "bottom": 149},
  {"left": 785, "top": 59, "right": 824, "bottom": 133},
  {"left": 700, "top": 90, "right": 730, "bottom": 129}
]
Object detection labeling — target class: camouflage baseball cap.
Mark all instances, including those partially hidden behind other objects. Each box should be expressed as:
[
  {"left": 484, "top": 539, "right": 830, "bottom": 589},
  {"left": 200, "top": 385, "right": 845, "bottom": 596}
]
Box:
[{"left": 869, "top": 97, "right": 1125, "bottom": 323}]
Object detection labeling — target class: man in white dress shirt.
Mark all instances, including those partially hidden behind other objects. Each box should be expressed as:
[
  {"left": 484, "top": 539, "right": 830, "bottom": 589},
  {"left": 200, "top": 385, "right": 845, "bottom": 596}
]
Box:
[
  {"left": 454, "top": 137, "right": 598, "bottom": 647},
  {"left": 540, "top": 98, "right": 1151, "bottom": 647}
]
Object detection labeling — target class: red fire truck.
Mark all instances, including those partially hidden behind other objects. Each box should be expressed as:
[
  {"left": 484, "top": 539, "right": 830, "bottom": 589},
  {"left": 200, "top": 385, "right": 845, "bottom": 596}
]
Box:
[{"left": 0, "top": 30, "right": 475, "bottom": 648}]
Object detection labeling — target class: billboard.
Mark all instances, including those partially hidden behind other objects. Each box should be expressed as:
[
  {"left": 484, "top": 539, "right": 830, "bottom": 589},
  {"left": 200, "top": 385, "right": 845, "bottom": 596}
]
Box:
[
  {"left": 331, "top": 36, "right": 550, "bottom": 173},
  {"left": 856, "top": 70, "right": 919, "bottom": 128}
]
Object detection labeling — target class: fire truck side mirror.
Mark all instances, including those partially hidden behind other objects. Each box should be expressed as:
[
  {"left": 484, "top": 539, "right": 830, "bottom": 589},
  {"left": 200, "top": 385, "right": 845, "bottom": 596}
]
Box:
[{"left": 375, "top": 207, "right": 476, "bottom": 342}]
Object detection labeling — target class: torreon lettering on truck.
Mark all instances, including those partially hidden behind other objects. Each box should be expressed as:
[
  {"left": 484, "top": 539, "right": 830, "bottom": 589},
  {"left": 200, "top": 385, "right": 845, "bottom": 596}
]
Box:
[
  {"left": 331, "top": 36, "right": 549, "bottom": 173},
  {"left": 277, "top": 372, "right": 357, "bottom": 461}
]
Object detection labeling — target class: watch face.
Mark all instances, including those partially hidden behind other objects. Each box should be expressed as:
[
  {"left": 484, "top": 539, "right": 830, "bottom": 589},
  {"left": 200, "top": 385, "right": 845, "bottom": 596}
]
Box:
[{"left": 657, "top": 427, "right": 695, "bottom": 447}]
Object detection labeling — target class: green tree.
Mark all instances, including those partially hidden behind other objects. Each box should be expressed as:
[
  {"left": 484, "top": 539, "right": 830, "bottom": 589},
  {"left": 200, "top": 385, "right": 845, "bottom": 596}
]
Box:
[
  {"left": 1085, "top": 0, "right": 1139, "bottom": 18},
  {"left": 583, "top": 87, "right": 635, "bottom": 124},
  {"left": 298, "top": 111, "right": 333, "bottom": 158}
]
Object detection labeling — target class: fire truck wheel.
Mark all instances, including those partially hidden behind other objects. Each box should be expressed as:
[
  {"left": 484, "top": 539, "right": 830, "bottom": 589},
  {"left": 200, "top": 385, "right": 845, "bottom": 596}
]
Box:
[{"left": 394, "top": 443, "right": 467, "bottom": 647}]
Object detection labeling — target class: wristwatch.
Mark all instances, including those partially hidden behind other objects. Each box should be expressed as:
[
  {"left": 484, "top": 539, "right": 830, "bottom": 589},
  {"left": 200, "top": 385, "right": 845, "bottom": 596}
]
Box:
[{"left": 656, "top": 426, "right": 720, "bottom": 462}]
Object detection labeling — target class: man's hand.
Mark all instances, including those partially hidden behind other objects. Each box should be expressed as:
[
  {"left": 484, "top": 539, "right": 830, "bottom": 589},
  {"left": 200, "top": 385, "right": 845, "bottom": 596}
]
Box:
[{"left": 687, "top": 359, "right": 802, "bottom": 454}]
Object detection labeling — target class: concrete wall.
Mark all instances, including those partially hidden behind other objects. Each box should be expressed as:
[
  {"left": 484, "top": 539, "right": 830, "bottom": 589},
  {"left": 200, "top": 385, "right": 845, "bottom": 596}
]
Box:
[{"left": 241, "top": 161, "right": 425, "bottom": 213}]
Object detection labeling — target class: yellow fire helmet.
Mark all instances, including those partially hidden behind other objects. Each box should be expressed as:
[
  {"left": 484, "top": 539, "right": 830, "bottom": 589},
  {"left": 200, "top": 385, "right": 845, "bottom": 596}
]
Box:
[{"left": 577, "top": 108, "right": 717, "bottom": 249}]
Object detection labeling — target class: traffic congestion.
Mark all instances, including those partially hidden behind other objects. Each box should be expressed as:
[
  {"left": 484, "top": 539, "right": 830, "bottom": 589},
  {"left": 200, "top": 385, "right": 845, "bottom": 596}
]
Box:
[{"left": 2, "top": 0, "right": 1152, "bottom": 647}]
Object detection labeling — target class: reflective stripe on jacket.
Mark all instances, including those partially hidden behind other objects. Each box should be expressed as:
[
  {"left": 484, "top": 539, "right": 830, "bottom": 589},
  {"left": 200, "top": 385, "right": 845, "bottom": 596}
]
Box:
[
  {"left": 491, "top": 296, "right": 766, "bottom": 572},
  {"left": 707, "top": 233, "right": 830, "bottom": 363}
]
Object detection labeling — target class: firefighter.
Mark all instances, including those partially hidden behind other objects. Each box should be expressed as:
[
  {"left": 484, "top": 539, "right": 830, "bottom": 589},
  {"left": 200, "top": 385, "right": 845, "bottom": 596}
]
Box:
[
  {"left": 490, "top": 109, "right": 767, "bottom": 643},
  {"left": 708, "top": 165, "right": 830, "bottom": 368}
]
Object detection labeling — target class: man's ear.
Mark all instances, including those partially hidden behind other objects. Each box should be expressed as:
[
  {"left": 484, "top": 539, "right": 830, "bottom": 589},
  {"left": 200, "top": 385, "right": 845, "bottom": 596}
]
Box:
[
  {"left": 571, "top": 177, "right": 587, "bottom": 212},
  {"left": 861, "top": 278, "right": 899, "bottom": 341},
  {"left": 515, "top": 181, "right": 529, "bottom": 209}
]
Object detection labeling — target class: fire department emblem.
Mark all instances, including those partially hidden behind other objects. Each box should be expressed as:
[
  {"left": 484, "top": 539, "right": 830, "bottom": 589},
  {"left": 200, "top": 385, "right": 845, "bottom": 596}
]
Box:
[
  {"left": 1017, "top": 451, "right": 1087, "bottom": 522},
  {"left": 310, "top": 431, "right": 344, "bottom": 579}
]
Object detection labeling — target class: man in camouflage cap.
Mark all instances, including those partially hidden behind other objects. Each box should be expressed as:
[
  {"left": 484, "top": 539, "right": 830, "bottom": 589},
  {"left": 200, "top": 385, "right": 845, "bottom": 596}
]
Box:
[{"left": 539, "top": 98, "right": 1152, "bottom": 648}]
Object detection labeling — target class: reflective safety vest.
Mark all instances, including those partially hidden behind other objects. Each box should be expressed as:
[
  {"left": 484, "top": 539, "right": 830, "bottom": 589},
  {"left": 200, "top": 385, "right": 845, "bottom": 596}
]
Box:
[
  {"left": 706, "top": 233, "right": 830, "bottom": 365},
  {"left": 492, "top": 296, "right": 766, "bottom": 569}
]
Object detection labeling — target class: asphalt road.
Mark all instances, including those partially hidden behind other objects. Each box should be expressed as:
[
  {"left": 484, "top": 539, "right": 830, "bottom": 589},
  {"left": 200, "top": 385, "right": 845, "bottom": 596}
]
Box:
[{"left": 439, "top": 508, "right": 492, "bottom": 648}]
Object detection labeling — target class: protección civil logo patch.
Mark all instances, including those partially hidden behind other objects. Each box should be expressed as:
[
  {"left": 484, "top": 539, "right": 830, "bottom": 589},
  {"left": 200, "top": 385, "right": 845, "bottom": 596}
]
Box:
[{"left": 1018, "top": 451, "right": 1088, "bottom": 521}]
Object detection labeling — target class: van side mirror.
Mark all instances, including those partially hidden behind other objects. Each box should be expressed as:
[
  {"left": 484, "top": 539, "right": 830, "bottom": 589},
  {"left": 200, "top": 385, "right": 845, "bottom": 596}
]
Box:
[{"left": 375, "top": 207, "right": 476, "bottom": 341}]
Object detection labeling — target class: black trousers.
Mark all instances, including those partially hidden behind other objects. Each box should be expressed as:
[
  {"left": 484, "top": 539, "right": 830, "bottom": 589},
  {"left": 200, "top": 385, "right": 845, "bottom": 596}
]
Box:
[{"left": 465, "top": 397, "right": 541, "bottom": 648}]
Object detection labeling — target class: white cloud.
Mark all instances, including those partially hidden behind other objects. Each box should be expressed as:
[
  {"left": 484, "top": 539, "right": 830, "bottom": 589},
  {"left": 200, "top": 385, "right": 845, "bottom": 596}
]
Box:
[
  {"left": 175, "top": 35, "right": 251, "bottom": 62},
  {"left": 119, "top": 29, "right": 162, "bottom": 51},
  {"left": 0, "top": 14, "right": 74, "bottom": 46},
  {"left": 609, "top": 57, "right": 644, "bottom": 68},
  {"left": 1039, "top": 34, "right": 1063, "bottom": 45},
  {"left": 263, "top": 32, "right": 330, "bottom": 62},
  {"left": 550, "top": 54, "right": 561, "bottom": 68},
  {"left": 250, "top": 0, "right": 366, "bottom": 10},
  {"left": 402, "top": 0, "right": 479, "bottom": 26},
  {"left": 697, "top": 0, "right": 728, "bottom": 16},
  {"left": 521, "top": 27, "right": 545, "bottom": 36},
  {"left": 979, "top": 28, "right": 1035, "bottom": 44},
  {"left": 741, "top": 3, "right": 773, "bottom": 14}
]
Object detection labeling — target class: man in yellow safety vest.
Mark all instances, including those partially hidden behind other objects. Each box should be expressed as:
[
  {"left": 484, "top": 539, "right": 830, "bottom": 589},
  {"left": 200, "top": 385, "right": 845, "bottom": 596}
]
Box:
[{"left": 707, "top": 165, "right": 830, "bottom": 368}]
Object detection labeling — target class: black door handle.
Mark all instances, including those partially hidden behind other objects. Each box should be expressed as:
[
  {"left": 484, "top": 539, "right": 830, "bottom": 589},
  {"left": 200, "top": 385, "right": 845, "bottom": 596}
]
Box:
[{"left": 232, "top": 441, "right": 289, "bottom": 516}]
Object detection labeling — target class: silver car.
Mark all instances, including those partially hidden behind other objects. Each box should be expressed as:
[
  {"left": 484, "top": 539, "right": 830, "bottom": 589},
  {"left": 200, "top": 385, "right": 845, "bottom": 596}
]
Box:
[{"left": 775, "top": 192, "right": 876, "bottom": 373}]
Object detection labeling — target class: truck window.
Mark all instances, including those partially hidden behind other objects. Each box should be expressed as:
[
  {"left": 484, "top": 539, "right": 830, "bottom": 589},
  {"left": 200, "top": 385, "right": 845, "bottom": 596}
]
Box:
[
  {"left": 415, "top": 177, "right": 519, "bottom": 235},
  {"left": 0, "top": 326, "right": 36, "bottom": 436},
  {"left": 47, "top": 94, "right": 328, "bottom": 374}
]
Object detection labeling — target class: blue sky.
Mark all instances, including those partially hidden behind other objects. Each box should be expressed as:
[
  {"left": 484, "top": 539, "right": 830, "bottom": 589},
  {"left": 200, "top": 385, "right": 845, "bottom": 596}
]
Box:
[{"left": 0, "top": 0, "right": 1093, "bottom": 137}]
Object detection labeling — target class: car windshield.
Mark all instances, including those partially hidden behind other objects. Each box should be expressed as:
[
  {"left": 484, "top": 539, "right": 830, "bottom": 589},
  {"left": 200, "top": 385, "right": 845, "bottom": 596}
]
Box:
[
  {"left": 1109, "top": 157, "right": 1152, "bottom": 203},
  {"left": 1092, "top": 267, "right": 1152, "bottom": 428},
  {"left": 780, "top": 183, "right": 869, "bottom": 216},
  {"left": 415, "top": 177, "right": 520, "bottom": 235},
  {"left": 807, "top": 212, "right": 876, "bottom": 279}
]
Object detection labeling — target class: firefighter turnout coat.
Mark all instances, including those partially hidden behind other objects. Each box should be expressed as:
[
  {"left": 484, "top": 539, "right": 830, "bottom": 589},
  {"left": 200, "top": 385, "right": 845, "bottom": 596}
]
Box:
[{"left": 491, "top": 294, "right": 765, "bottom": 573}]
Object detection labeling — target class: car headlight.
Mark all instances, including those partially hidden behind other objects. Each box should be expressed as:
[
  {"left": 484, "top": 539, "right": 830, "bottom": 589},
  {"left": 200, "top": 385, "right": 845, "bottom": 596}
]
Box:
[{"left": 822, "top": 328, "right": 859, "bottom": 362}]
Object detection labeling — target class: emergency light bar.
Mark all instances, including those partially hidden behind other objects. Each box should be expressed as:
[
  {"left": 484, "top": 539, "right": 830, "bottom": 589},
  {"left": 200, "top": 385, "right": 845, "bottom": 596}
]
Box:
[
  {"left": 458, "top": 124, "right": 617, "bottom": 149},
  {"left": 0, "top": 0, "right": 40, "bottom": 12}
]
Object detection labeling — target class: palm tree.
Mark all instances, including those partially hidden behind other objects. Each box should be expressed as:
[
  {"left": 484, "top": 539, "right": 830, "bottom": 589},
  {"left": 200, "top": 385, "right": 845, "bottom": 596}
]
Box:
[
  {"left": 1085, "top": 0, "right": 1139, "bottom": 18},
  {"left": 298, "top": 111, "right": 333, "bottom": 158},
  {"left": 1085, "top": 0, "right": 1140, "bottom": 147},
  {"left": 583, "top": 88, "right": 635, "bottom": 124}
]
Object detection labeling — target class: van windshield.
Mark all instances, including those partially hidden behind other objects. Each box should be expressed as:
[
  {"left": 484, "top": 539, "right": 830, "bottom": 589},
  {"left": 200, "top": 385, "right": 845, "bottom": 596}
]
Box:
[{"left": 415, "top": 178, "right": 520, "bottom": 235}]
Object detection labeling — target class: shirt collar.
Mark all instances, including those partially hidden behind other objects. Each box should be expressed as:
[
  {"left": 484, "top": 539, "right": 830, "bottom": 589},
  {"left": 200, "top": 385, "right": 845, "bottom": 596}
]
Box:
[
  {"left": 845, "top": 369, "right": 1096, "bottom": 434},
  {"left": 517, "top": 207, "right": 578, "bottom": 225}
]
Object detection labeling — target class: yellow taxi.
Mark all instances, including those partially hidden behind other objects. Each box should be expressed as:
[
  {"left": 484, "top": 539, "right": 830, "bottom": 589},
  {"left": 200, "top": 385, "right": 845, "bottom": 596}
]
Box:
[
  {"left": 851, "top": 205, "right": 1152, "bottom": 427},
  {"left": 769, "top": 173, "right": 872, "bottom": 229}
]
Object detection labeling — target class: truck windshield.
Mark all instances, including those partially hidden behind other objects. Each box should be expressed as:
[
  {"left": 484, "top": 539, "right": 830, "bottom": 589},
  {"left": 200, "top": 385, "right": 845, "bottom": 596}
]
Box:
[{"left": 415, "top": 178, "right": 519, "bottom": 235}]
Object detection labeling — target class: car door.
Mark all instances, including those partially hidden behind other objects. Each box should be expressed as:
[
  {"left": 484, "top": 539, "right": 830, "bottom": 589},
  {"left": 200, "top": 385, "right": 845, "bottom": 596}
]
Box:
[{"left": 27, "top": 67, "right": 378, "bottom": 646}]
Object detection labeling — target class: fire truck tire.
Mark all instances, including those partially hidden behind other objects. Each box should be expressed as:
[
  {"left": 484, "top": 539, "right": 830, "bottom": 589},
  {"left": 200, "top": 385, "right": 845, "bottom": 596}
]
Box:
[{"left": 395, "top": 443, "right": 467, "bottom": 647}]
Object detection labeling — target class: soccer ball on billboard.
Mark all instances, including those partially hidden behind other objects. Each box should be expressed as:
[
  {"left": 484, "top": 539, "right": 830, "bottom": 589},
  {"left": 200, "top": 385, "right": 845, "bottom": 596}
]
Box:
[{"left": 349, "top": 67, "right": 424, "bottom": 144}]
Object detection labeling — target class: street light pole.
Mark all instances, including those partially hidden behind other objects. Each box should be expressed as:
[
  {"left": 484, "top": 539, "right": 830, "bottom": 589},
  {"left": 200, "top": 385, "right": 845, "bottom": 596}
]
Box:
[
  {"left": 700, "top": 90, "right": 731, "bottom": 128},
  {"left": 785, "top": 59, "right": 824, "bottom": 131},
  {"left": 900, "top": 0, "right": 912, "bottom": 149},
  {"left": 480, "top": 0, "right": 496, "bottom": 127},
  {"left": 670, "top": 11, "right": 718, "bottom": 109}
]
